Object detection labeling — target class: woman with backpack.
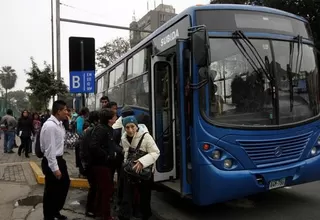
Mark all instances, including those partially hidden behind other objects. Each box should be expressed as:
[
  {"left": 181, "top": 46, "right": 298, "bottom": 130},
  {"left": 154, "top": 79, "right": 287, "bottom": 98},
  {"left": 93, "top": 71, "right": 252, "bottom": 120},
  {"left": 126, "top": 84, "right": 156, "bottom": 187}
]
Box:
[
  {"left": 78, "top": 111, "right": 100, "bottom": 218},
  {"left": 89, "top": 108, "right": 119, "bottom": 220}
]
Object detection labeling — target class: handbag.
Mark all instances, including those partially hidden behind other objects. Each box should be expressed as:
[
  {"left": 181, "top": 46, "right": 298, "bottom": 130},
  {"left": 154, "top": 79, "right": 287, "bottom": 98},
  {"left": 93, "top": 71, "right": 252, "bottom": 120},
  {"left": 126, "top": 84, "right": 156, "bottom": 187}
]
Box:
[
  {"left": 65, "top": 131, "right": 79, "bottom": 148},
  {"left": 123, "top": 133, "right": 153, "bottom": 181}
]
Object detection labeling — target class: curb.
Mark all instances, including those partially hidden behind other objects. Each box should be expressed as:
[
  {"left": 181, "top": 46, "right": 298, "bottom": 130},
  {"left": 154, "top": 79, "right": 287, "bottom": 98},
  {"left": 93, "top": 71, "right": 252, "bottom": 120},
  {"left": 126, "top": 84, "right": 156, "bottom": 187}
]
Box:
[{"left": 29, "top": 161, "right": 89, "bottom": 188}]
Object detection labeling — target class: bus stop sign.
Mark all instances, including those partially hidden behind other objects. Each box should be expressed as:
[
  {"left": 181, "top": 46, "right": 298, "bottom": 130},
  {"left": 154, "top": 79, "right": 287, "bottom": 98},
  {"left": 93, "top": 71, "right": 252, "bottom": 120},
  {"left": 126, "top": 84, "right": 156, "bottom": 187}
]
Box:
[{"left": 69, "top": 37, "right": 95, "bottom": 93}]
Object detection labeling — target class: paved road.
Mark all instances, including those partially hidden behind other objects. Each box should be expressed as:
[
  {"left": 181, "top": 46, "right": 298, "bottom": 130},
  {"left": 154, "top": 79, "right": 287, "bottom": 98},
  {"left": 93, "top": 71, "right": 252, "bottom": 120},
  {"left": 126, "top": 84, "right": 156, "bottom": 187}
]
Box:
[{"left": 152, "top": 181, "right": 320, "bottom": 220}]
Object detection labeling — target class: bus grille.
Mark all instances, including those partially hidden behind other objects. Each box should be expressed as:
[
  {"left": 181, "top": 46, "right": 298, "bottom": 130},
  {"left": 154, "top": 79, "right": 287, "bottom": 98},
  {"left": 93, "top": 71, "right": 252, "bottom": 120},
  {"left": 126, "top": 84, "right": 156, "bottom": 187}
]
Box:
[{"left": 237, "top": 131, "right": 312, "bottom": 168}]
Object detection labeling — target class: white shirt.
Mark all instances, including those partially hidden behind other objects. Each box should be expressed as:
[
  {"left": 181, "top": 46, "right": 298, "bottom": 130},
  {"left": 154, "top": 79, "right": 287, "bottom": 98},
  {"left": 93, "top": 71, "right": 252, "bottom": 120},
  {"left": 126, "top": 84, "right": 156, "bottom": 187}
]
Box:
[{"left": 40, "top": 115, "right": 66, "bottom": 172}]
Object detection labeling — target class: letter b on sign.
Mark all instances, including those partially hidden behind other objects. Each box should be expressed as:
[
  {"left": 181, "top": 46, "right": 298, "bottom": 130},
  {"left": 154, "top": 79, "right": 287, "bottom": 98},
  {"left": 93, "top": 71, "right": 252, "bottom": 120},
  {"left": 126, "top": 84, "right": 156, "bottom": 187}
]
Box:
[{"left": 72, "top": 76, "right": 80, "bottom": 88}]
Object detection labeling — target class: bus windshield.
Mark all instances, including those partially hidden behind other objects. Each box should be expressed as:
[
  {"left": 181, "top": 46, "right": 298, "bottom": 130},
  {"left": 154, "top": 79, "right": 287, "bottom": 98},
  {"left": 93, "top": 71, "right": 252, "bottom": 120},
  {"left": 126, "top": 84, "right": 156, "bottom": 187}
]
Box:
[{"left": 200, "top": 38, "right": 320, "bottom": 126}]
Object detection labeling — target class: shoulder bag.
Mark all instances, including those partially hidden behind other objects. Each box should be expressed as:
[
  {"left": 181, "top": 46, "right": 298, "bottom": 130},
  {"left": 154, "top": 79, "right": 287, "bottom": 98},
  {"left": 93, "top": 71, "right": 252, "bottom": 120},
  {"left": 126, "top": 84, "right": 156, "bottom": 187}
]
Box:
[{"left": 123, "top": 133, "right": 153, "bottom": 181}]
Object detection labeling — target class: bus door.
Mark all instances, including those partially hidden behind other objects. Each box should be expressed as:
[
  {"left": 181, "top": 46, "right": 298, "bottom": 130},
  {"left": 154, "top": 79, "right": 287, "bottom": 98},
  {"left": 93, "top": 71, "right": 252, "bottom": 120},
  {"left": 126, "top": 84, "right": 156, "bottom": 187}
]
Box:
[
  {"left": 176, "top": 39, "right": 192, "bottom": 196},
  {"left": 151, "top": 56, "right": 177, "bottom": 183}
]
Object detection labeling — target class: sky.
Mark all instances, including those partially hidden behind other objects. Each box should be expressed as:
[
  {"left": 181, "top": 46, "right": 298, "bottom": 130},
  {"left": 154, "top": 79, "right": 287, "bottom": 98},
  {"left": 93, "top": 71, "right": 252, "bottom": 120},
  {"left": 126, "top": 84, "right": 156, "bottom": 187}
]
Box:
[{"left": 0, "top": 0, "right": 209, "bottom": 91}]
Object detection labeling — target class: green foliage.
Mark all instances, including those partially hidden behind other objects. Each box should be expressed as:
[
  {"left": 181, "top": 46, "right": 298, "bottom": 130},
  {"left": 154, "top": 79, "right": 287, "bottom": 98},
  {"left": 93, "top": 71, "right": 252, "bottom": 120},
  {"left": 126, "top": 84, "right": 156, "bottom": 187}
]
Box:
[
  {"left": 210, "top": 0, "right": 249, "bottom": 3},
  {"left": 26, "top": 57, "right": 68, "bottom": 111},
  {"left": 28, "top": 93, "right": 43, "bottom": 112},
  {"left": 7, "top": 90, "right": 29, "bottom": 112},
  {"left": 0, "top": 66, "right": 18, "bottom": 109},
  {"left": 0, "top": 66, "right": 17, "bottom": 91},
  {"left": 96, "top": 37, "right": 130, "bottom": 68}
]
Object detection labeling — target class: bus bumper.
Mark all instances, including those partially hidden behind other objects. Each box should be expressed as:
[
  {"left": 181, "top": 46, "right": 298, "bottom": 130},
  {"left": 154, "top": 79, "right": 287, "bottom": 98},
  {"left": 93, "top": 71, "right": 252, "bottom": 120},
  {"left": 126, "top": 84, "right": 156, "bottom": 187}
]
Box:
[{"left": 194, "top": 155, "right": 320, "bottom": 206}]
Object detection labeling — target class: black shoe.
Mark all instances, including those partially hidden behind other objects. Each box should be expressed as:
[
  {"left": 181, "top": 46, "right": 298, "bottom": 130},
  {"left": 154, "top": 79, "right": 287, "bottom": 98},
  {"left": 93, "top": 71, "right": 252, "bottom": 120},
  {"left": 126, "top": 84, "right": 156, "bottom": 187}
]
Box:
[
  {"left": 8, "top": 150, "right": 15, "bottom": 154},
  {"left": 85, "top": 212, "right": 95, "bottom": 218},
  {"left": 4, "top": 151, "right": 7, "bottom": 153},
  {"left": 54, "top": 213, "right": 67, "bottom": 220},
  {"left": 25, "top": 154, "right": 30, "bottom": 158}
]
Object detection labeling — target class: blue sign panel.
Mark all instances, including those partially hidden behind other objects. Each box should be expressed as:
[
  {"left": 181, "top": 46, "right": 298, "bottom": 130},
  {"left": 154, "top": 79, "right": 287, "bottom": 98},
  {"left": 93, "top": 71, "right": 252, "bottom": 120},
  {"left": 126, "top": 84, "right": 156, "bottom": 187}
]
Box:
[{"left": 69, "top": 70, "right": 95, "bottom": 93}]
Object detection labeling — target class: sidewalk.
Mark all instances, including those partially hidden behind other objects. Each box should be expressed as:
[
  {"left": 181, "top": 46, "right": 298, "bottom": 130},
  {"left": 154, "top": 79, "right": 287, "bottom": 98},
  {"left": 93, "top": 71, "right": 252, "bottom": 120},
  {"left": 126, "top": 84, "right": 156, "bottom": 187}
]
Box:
[
  {"left": 0, "top": 147, "right": 80, "bottom": 178},
  {"left": 12, "top": 188, "right": 92, "bottom": 220},
  {"left": 0, "top": 142, "right": 89, "bottom": 188}
]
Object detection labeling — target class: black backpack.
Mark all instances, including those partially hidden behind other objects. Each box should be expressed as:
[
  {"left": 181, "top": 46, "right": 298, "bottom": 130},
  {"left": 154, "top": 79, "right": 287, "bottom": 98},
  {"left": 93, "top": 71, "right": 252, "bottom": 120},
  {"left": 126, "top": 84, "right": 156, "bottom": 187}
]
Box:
[
  {"left": 79, "top": 126, "right": 95, "bottom": 169},
  {"left": 35, "top": 127, "right": 44, "bottom": 158}
]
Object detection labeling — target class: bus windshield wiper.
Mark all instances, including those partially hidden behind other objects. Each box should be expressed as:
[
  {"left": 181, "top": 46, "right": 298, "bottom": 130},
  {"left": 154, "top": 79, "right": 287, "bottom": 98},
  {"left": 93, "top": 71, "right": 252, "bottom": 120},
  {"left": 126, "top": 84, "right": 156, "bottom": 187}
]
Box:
[
  {"left": 288, "top": 35, "right": 303, "bottom": 112},
  {"left": 232, "top": 30, "right": 277, "bottom": 119},
  {"left": 232, "top": 30, "right": 274, "bottom": 82},
  {"left": 294, "top": 35, "right": 303, "bottom": 75}
]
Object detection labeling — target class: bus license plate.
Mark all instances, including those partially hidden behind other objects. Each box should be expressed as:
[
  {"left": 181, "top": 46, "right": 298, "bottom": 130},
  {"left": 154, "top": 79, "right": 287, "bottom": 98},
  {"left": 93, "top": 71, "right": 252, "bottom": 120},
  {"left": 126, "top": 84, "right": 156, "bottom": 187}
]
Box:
[{"left": 269, "top": 178, "right": 286, "bottom": 190}]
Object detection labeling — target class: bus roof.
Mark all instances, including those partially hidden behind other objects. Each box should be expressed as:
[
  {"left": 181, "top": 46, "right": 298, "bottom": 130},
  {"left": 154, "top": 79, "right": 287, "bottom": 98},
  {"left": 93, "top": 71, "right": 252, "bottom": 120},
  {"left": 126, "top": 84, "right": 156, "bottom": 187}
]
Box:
[{"left": 96, "top": 4, "right": 307, "bottom": 79}]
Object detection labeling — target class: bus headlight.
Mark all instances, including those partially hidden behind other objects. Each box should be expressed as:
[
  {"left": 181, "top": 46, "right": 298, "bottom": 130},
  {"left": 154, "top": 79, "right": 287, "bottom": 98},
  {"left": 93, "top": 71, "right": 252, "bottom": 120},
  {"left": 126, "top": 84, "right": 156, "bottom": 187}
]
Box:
[
  {"left": 224, "top": 159, "right": 233, "bottom": 169},
  {"left": 311, "top": 147, "right": 317, "bottom": 156},
  {"left": 212, "top": 150, "right": 221, "bottom": 160}
]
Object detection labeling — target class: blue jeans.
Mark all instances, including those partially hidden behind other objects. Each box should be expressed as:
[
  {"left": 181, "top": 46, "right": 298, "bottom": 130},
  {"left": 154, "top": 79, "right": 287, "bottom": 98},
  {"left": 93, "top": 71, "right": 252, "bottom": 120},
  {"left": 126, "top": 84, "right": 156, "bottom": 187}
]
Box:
[{"left": 4, "top": 131, "right": 15, "bottom": 152}]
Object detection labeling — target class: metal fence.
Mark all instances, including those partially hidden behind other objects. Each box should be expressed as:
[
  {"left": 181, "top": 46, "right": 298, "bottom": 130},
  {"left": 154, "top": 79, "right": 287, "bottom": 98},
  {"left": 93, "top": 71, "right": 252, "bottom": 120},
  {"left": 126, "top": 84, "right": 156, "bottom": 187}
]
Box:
[{"left": 0, "top": 98, "right": 20, "bottom": 118}]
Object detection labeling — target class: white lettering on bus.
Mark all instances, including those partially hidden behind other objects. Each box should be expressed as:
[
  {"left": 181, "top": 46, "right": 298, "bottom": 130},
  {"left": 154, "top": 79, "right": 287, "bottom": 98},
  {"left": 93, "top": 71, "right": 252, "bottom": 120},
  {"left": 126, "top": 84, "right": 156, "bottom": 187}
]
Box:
[{"left": 160, "top": 29, "right": 180, "bottom": 47}]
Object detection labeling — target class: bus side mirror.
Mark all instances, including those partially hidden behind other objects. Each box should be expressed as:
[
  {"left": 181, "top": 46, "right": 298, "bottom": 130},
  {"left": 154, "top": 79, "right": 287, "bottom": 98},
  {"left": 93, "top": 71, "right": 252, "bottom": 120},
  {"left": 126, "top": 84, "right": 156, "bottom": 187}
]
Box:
[{"left": 191, "top": 27, "right": 211, "bottom": 68}]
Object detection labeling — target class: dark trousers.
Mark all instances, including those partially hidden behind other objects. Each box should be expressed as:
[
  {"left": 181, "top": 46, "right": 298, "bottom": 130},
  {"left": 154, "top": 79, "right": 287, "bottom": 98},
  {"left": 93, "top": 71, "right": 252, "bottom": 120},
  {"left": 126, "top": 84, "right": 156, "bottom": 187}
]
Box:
[
  {"left": 75, "top": 144, "right": 85, "bottom": 175},
  {"left": 93, "top": 166, "right": 113, "bottom": 220},
  {"left": 18, "top": 137, "right": 31, "bottom": 157},
  {"left": 86, "top": 166, "right": 97, "bottom": 214},
  {"left": 41, "top": 157, "right": 70, "bottom": 219},
  {"left": 115, "top": 167, "right": 124, "bottom": 206},
  {"left": 119, "top": 172, "right": 153, "bottom": 220}
]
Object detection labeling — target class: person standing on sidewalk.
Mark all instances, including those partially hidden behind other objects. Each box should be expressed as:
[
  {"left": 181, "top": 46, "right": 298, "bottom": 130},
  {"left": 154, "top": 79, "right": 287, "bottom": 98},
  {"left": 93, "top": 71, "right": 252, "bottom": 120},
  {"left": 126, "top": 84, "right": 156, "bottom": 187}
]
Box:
[
  {"left": 17, "top": 110, "right": 34, "bottom": 158},
  {"left": 89, "top": 108, "right": 120, "bottom": 220},
  {"left": 31, "top": 113, "right": 41, "bottom": 156},
  {"left": 40, "top": 100, "right": 70, "bottom": 220},
  {"left": 100, "top": 96, "right": 110, "bottom": 108},
  {"left": 0, "top": 109, "right": 17, "bottom": 153}
]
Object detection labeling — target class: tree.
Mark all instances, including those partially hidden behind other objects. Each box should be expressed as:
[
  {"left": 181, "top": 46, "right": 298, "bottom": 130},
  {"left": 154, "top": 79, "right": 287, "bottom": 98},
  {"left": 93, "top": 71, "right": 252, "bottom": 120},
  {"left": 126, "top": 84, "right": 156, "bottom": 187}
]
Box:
[
  {"left": 0, "top": 66, "right": 17, "bottom": 109},
  {"left": 210, "top": 0, "right": 248, "bottom": 3},
  {"left": 96, "top": 37, "right": 130, "bottom": 68},
  {"left": 28, "top": 93, "right": 43, "bottom": 112},
  {"left": 7, "top": 90, "right": 29, "bottom": 112},
  {"left": 26, "top": 58, "right": 68, "bottom": 111},
  {"left": 59, "top": 92, "right": 74, "bottom": 109}
]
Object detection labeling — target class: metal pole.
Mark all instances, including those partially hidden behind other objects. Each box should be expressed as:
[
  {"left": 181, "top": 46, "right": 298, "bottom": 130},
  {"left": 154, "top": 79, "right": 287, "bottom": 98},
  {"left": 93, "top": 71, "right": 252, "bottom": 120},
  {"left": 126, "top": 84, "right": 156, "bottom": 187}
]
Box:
[
  {"left": 56, "top": 0, "right": 61, "bottom": 99},
  {"left": 80, "top": 40, "right": 85, "bottom": 107},
  {"left": 60, "top": 18, "right": 153, "bottom": 33},
  {"left": 51, "top": 0, "right": 55, "bottom": 102},
  {"left": 51, "top": 0, "right": 55, "bottom": 73}
]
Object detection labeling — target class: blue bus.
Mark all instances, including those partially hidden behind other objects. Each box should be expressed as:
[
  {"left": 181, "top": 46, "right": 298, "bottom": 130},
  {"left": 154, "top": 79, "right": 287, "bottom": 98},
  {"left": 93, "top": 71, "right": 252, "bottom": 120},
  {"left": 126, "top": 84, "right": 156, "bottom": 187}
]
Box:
[{"left": 94, "top": 4, "right": 320, "bottom": 206}]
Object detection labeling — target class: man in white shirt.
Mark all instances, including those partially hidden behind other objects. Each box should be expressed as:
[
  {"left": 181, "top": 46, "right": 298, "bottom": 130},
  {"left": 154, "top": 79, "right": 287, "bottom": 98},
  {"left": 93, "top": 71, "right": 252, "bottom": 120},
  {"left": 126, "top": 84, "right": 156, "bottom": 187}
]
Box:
[{"left": 40, "top": 100, "right": 70, "bottom": 220}]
